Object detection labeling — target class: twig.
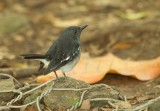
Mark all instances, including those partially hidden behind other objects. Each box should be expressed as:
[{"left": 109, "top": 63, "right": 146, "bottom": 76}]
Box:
[
  {"left": 0, "top": 100, "right": 36, "bottom": 110},
  {"left": 0, "top": 73, "right": 21, "bottom": 86},
  {"left": 0, "top": 74, "right": 113, "bottom": 111},
  {"left": 0, "top": 76, "right": 55, "bottom": 111},
  {"left": 7, "top": 90, "right": 23, "bottom": 106},
  {"left": 23, "top": 79, "right": 54, "bottom": 95},
  {"left": 108, "top": 101, "right": 119, "bottom": 111},
  {"left": 117, "top": 94, "right": 160, "bottom": 111},
  {"left": 36, "top": 81, "right": 55, "bottom": 111},
  {"left": 67, "top": 90, "right": 87, "bottom": 111},
  {"left": 1, "top": 73, "right": 160, "bottom": 111},
  {"left": 6, "top": 79, "right": 55, "bottom": 107},
  {"left": 90, "top": 98, "right": 122, "bottom": 102}
]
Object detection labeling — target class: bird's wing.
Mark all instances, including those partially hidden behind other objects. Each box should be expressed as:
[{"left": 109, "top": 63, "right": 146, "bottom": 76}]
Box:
[{"left": 44, "top": 45, "right": 80, "bottom": 74}]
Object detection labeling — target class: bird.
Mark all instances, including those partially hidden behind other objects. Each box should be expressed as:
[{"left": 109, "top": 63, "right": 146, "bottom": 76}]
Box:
[{"left": 20, "top": 25, "right": 88, "bottom": 79}]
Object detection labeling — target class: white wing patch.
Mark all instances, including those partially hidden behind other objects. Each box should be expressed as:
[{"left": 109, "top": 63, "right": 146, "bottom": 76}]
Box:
[
  {"left": 60, "top": 56, "right": 70, "bottom": 63},
  {"left": 78, "top": 46, "right": 80, "bottom": 51},
  {"left": 36, "top": 59, "right": 50, "bottom": 68},
  {"left": 65, "top": 56, "right": 70, "bottom": 60}
]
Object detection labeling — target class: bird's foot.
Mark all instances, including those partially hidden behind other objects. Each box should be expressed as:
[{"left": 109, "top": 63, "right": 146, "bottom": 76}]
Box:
[
  {"left": 55, "top": 76, "right": 69, "bottom": 83},
  {"left": 62, "top": 72, "right": 69, "bottom": 83}
]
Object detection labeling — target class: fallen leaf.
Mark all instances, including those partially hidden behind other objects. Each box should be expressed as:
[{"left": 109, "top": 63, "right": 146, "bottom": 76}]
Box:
[
  {"left": 36, "top": 53, "right": 160, "bottom": 84},
  {"left": 24, "top": 106, "right": 37, "bottom": 111},
  {"left": 80, "top": 99, "right": 90, "bottom": 110},
  {"left": 113, "top": 101, "right": 132, "bottom": 109},
  {"left": 0, "top": 77, "right": 15, "bottom": 102},
  {"left": 111, "top": 41, "right": 134, "bottom": 50},
  {"left": 92, "top": 107, "right": 99, "bottom": 111},
  {"left": 136, "top": 95, "right": 151, "bottom": 102},
  {"left": 0, "top": 77, "right": 15, "bottom": 92}
]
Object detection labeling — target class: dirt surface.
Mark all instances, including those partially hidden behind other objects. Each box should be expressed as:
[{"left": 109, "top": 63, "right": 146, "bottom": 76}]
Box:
[{"left": 0, "top": 0, "right": 160, "bottom": 110}]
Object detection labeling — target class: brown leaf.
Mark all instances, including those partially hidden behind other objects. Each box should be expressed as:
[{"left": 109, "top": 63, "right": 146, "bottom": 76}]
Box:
[
  {"left": 0, "top": 78, "right": 15, "bottom": 92},
  {"left": 36, "top": 53, "right": 160, "bottom": 84},
  {"left": 24, "top": 106, "right": 37, "bottom": 111},
  {"left": 80, "top": 99, "right": 90, "bottom": 110},
  {"left": 111, "top": 41, "right": 134, "bottom": 50},
  {"left": 92, "top": 107, "right": 99, "bottom": 111},
  {"left": 113, "top": 101, "right": 132, "bottom": 109}
]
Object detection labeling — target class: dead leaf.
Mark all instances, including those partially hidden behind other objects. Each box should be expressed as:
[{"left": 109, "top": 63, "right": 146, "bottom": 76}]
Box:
[
  {"left": 100, "top": 106, "right": 112, "bottom": 111},
  {"left": 136, "top": 95, "right": 151, "bottom": 102},
  {"left": 80, "top": 99, "right": 90, "bottom": 110},
  {"left": 36, "top": 53, "right": 160, "bottom": 84},
  {"left": 111, "top": 41, "right": 134, "bottom": 50},
  {"left": 113, "top": 101, "right": 132, "bottom": 109},
  {"left": 24, "top": 106, "right": 37, "bottom": 111},
  {"left": 92, "top": 107, "right": 99, "bottom": 111},
  {"left": 0, "top": 77, "right": 15, "bottom": 102},
  {"left": 0, "top": 78, "right": 15, "bottom": 92}
]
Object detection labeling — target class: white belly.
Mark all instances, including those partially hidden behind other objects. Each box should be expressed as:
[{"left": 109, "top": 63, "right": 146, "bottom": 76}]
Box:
[{"left": 60, "top": 54, "right": 80, "bottom": 73}]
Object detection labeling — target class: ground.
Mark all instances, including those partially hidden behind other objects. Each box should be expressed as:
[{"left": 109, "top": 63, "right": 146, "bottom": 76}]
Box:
[{"left": 0, "top": 0, "right": 160, "bottom": 110}]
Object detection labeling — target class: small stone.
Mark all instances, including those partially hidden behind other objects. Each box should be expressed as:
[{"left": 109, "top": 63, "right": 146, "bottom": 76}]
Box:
[{"left": 43, "top": 77, "right": 120, "bottom": 110}]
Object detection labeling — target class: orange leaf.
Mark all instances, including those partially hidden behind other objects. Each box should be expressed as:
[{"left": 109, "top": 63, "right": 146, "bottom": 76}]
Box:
[{"left": 36, "top": 53, "right": 160, "bottom": 84}]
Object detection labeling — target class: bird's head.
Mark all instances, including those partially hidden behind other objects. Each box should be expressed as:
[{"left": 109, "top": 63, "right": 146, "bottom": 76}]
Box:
[{"left": 61, "top": 25, "right": 88, "bottom": 39}]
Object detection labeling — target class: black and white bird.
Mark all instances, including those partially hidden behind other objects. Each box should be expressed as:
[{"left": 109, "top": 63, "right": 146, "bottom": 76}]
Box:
[{"left": 21, "top": 25, "right": 88, "bottom": 79}]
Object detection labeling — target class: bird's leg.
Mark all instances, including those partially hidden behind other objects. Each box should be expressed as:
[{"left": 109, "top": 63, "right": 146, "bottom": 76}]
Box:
[
  {"left": 62, "top": 72, "right": 68, "bottom": 81},
  {"left": 53, "top": 71, "right": 59, "bottom": 79}
]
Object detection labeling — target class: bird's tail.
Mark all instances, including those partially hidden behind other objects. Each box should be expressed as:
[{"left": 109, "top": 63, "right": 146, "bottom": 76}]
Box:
[{"left": 20, "top": 54, "right": 45, "bottom": 59}]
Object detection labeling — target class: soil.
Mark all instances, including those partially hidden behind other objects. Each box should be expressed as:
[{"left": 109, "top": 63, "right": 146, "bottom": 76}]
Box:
[{"left": 0, "top": 0, "right": 160, "bottom": 110}]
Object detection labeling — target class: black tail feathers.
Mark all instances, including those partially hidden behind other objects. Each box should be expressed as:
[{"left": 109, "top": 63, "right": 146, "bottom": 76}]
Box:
[{"left": 20, "top": 54, "right": 45, "bottom": 59}]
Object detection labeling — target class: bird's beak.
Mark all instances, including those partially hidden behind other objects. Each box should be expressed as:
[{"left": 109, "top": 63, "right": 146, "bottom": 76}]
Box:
[{"left": 80, "top": 25, "right": 88, "bottom": 31}]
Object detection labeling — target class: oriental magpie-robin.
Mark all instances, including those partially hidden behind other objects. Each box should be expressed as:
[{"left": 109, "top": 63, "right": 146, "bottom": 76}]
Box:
[{"left": 21, "top": 25, "right": 88, "bottom": 79}]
